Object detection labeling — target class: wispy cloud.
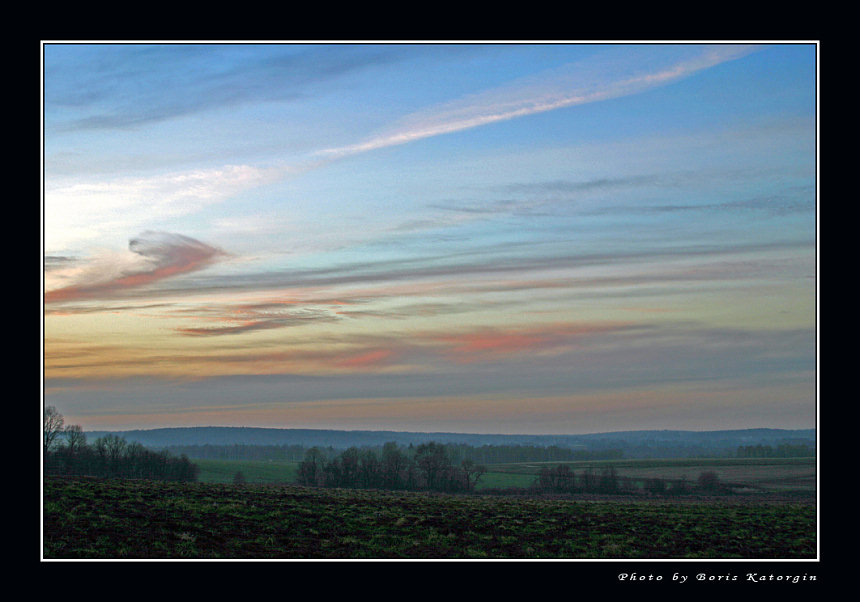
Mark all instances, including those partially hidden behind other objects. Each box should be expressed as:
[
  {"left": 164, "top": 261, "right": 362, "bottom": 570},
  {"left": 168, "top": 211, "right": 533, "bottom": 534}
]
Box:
[
  {"left": 334, "top": 349, "right": 397, "bottom": 369},
  {"left": 46, "top": 45, "right": 413, "bottom": 132},
  {"left": 138, "top": 237, "right": 810, "bottom": 301},
  {"left": 44, "top": 44, "right": 762, "bottom": 260},
  {"left": 45, "top": 231, "right": 225, "bottom": 303},
  {"left": 430, "top": 322, "right": 637, "bottom": 363},
  {"left": 174, "top": 306, "right": 339, "bottom": 337},
  {"left": 45, "top": 164, "right": 280, "bottom": 254},
  {"left": 315, "top": 45, "right": 757, "bottom": 160},
  {"left": 46, "top": 315, "right": 815, "bottom": 386}
]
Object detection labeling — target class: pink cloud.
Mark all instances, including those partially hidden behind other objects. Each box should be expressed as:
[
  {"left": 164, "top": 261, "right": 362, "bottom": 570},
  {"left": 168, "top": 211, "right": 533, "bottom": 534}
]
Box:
[
  {"left": 335, "top": 349, "right": 396, "bottom": 369},
  {"left": 432, "top": 322, "right": 634, "bottom": 363},
  {"left": 45, "top": 232, "right": 225, "bottom": 304}
]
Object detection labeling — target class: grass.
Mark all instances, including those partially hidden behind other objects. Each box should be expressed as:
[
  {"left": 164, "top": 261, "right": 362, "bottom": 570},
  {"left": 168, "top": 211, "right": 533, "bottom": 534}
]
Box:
[
  {"left": 190, "top": 456, "right": 816, "bottom": 494},
  {"left": 484, "top": 457, "right": 816, "bottom": 493},
  {"left": 43, "top": 475, "right": 817, "bottom": 560},
  {"left": 194, "top": 458, "right": 299, "bottom": 484}
]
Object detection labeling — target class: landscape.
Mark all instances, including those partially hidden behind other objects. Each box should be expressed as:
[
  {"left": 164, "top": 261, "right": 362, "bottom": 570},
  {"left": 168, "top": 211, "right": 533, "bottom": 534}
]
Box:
[
  {"left": 43, "top": 419, "right": 817, "bottom": 559},
  {"left": 42, "top": 41, "right": 818, "bottom": 569}
]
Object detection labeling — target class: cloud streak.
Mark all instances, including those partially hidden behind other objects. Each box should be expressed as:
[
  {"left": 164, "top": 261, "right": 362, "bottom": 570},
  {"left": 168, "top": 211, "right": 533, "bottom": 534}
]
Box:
[
  {"left": 139, "top": 238, "right": 810, "bottom": 301},
  {"left": 315, "top": 45, "right": 757, "bottom": 160},
  {"left": 174, "top": 306, "right": 338, "bottom": 337},
  {"left": 46, "top": 45, "right": 414, "bottom": 132},
  {"left": 45, "top": 231, "right": 225, "bottom": 304},
  {"left": 44, "top": 164, "right": 281, "bottom": 254},
  {"left": 430, "top": 322, "right": 637, "bottom": 363},
  {"left": 44, "top": 45, "right": 761, "bottom": 261}
]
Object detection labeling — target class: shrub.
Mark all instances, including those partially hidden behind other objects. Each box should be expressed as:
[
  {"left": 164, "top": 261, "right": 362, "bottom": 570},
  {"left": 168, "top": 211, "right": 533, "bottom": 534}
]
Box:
[{"left": 697, "top": 471, "right": 721, "bottom": 492}]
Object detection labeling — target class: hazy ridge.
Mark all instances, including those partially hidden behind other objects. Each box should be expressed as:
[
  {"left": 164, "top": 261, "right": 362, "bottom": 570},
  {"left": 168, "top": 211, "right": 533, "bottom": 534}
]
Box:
[{"left": 83, "top": 426, "right": 815, "bottom": 455}]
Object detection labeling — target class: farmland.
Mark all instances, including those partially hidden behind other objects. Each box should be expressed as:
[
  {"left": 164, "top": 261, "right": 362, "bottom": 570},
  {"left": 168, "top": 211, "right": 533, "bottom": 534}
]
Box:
[
  {"left": 191, "top": 456, "right": 816, "bottom": 496},
  {"left": 483, "top": 457, "right": 817, "bottom": 494},
  {"left": 195, "top": 458, "right": 300, "bottom": 484},
  {"left": 42, "top": 474, "right": 816, "bottom": 559}
]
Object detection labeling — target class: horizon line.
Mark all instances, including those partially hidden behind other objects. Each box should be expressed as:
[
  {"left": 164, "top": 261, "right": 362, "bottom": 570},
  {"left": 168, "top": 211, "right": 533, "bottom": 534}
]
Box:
[{"left": 79, "top": 424, "right": 816, "bottom": 435}]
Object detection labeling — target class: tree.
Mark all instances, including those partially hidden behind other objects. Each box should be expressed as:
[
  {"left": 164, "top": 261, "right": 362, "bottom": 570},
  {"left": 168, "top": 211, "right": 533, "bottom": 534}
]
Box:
[
  {"left": 461, "top": 459, "right": 487, "bottom": 490},
  {"left": 56, "top": 424, "right": 87, "bottom": 474},
  {"left": 381, "top": 442, "right": 407, "bottom": 489},
  {"left": 359, "top": 449, "right": 381, "bottom": 488},
  {"left": 340, "top": 447, "right": 361, "bottom": 488},
  {"left": 93, "top": 434, "right": 127, "bottom": 476},
  {"left": 538, "top": 464, "right": 574, "bottom": 492},
  {"left": 124, "top": 442, "right": 148, "bottom": 478},
  {"left": 598, "top": 467, "right": 619, "bottom": 493},
  {"left": 697, "top": 470, "right": 721, "bottom": 492},
  {"left": 580, "top": 467, "right": 598, "bottom": 492},
  {"left": 44, "top": 431, "right": 198, "bottom": 482},
  {"left": 101, "top": 434, "right": 127, "bottom": 462},
  {"left": 43, "top": 406, "right": 64, "bottom": 453},
  {"left": 63, "top": 424, "right": 86, "bottom": 455},
  {"left": 297, "top": 447, "right": 326, "bottom": 486},
  {"left": 644, "top": 477, "right": 666, "bottom": 495},
  {"left": 414, "top": 442, "right": 450, "bottom": 490}
]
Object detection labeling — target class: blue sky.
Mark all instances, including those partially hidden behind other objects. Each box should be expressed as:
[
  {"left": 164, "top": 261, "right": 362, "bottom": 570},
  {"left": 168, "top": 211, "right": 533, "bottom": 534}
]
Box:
[{"left": 42, "top": 42, "right": 817, "bottom": 434}]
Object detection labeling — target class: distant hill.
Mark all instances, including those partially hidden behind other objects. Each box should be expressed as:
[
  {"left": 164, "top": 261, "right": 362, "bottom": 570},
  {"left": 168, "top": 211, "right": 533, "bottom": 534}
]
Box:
[{"left": 83, "top": 426, "right": 815, "bottom": 457}]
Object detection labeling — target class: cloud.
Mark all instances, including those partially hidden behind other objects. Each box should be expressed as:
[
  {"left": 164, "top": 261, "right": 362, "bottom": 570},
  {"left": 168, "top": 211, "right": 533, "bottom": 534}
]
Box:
[
  {"left": 335, "top": 349, "right": 397, "bottom": 369},
  {"left": 46, "top": 45, "right": 412, "bottom": 132},
  {"left": 493, "top": 172, "right": 815, "bottom": 218},
  {"left": 336, "top": 301, "right": 483, "bottom": 321},
  {"left": 44, "top": 164, "right": 280, "bottom": 254},
  {"left": 430, "top": 322, "right": 637, "bottom": 363},
  {"left": 44, "top": 45, "right": 764, "bottom": 261},
  {"left": 146, "top": 237, "right": 810, "bottom": 303},
  {"left": 315, "top": 45, "right": 757, "bottom": 160},
  {"left": 45, "top": 231, "right": 225, "bottom": 303},
  {"left": 174, "top": 306, "right": 338, "bottom": 337}
]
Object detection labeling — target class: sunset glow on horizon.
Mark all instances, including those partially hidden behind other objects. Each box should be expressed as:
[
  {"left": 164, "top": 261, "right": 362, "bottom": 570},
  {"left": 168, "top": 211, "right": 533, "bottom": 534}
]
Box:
[{"left": 43, "top": 42, "right": 817, "bottom": 434}]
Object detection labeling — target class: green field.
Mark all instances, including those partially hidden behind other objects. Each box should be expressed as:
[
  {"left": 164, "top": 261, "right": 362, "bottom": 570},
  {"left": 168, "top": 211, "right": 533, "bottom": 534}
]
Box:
[
  {"left": 43, "top": 476, "right": 816, "bottom": 559},
  {"left": 195, "top": 459, "right": 300, "bottom": 484},
  {"left": 484, "top": 457, "right": 817, "bottom": 494},
  {"left": 192, "top": 456, "right": 816, "bottom": 495}
]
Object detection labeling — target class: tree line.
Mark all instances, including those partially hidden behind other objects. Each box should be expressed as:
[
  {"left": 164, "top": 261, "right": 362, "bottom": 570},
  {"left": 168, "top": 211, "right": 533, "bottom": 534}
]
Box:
[
  {"left": 431, "top": 443, "right": 623, "bottom": 465},
  {"left": 161, "top": 441, "right": 624, "bottom": 464},
  {"left": 295, "top": 441, "right": 733, "bottom": 497},
  {"left": 296, "top": 442, "right": 487, "bottom": 493},
  {"left": 43, "top": 407, "right": 198, "bottom": 482},
  {"left": 533, "top": 465, "right": 727, "bottom": 496},
  {"left": 736, "top": 443, "right": 814, "bottom": 458},
  {"left": 161, "top": 443, "right": 311, "bottom": 462}
]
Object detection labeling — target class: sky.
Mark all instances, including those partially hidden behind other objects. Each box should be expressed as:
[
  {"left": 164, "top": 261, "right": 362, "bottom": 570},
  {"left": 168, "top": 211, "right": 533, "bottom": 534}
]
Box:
[{"left": 42, "top": 42, "right": 818, "bottom": 434}]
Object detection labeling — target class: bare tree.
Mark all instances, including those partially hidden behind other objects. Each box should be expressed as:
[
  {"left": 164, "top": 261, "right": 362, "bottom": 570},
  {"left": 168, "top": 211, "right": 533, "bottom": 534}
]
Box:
[
  {"left": 297, "top": 447, "right": 326, "bottom": 486},
  {"left": 340, "top": 447, "right": 361, "bottom": 487},
  {"left": 359, "top": 449, "right": 381, "bottom": 488},
  {"left": 43, "top": 406, "right": 64, "bottom": 453},
  {"left": 415, "top": 442, "right": 450, "bottom": 490},
  {"left": 697, "top": 470, "right": 721, "bottom": 492},
  {"left": 461, "top": 459, "right": 487, "bottom": 490},
  {"left": 381, "top": 442, "right": 407, "bottom": 489},
  {"left": 64, "top": 424, "right": 86, "bottom": 455},
  {"left": 599, "top": 467, "right": 619, "bottom": 493},
  {"left": 101, "top": 434, "right": 127, "bottom": 462},
  {"left": 93, "top": 434, "right": 127, "bottom": 475}
]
